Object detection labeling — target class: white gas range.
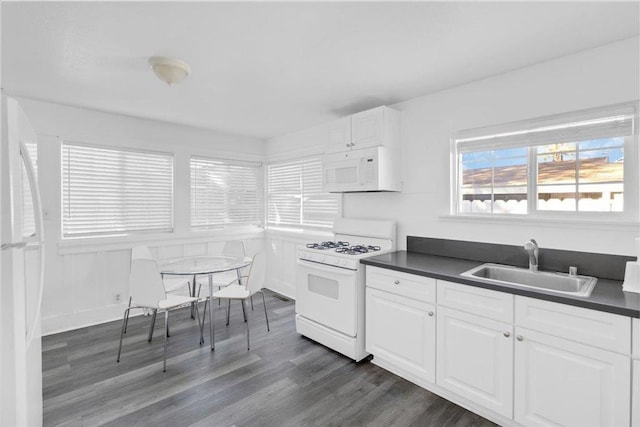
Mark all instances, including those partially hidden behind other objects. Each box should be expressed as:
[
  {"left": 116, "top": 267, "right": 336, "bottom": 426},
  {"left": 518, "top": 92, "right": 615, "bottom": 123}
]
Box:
[{"left": 295, "top": 218, "right": 396, "bottom": 361}]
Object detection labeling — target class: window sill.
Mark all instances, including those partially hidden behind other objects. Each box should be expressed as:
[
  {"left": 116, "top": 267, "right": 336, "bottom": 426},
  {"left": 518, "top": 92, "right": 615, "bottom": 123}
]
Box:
[
  {"left": 439, "top": 214, "right": 639, "bottom": 231},
  {"left": 57, "top": 227, "right": 265, "bottom": 255},
  {"left": 265, "top": 226, "right": 333, "bottom": 242}
]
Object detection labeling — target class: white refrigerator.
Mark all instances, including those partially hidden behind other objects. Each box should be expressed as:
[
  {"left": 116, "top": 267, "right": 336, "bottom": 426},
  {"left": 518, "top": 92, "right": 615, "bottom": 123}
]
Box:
[{"left": 1, "top": 95, "right": 45, "bottom": 426}]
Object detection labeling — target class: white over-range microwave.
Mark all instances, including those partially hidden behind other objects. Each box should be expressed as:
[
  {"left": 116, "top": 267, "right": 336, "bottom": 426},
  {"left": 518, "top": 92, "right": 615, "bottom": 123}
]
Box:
[{"left": 322, "top": 146, "right": 401, "bottom": 193}]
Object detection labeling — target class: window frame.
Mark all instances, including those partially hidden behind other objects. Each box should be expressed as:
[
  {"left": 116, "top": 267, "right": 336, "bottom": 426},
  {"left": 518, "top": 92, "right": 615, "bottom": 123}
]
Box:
[
  {"left": 450, "top": 103, "right": 638, "bottom": 222},
  {"left": 60, "top": 140, "right": 175, "bottom": 239},
  {"left": 266, "top": 156, "right": 341, "bottom": 231},
  {"left": 190, "top": 155, "right": 264, "bottom": 230}
]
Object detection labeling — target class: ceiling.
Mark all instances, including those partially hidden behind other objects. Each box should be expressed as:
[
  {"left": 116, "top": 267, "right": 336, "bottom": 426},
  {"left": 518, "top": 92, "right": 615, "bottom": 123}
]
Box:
[{"left": 2, "top": 2, "right": 639, "bottom": 140}]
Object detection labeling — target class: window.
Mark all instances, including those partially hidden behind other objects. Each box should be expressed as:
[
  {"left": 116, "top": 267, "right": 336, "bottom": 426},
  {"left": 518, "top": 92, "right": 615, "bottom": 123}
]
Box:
[
  {"left": 62, "top": 142, "right": 173, "bottom": 237},
  {"left": 190, "top": 156, "right": 262, "bottom": 229},
  {"left": 267, "top": 157, "right": 339, "bottom": 229},
  {"left": 453, "top": 104, "right": 636, "bottom": 219}
]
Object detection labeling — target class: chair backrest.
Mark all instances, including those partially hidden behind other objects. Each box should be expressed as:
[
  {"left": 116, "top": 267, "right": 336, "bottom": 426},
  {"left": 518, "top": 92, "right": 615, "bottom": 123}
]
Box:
[
  {"left": 132, "top": 245, "right": 154, "bottom": 260},
  {"left": 129, "top": 247, "right": 166, "bottom": 308},
  {"left": 222, "top": 240, "right": 245, "bottom": 260},
  {"left": 245, "top": 251, "right": 266, "bottom": 293}
]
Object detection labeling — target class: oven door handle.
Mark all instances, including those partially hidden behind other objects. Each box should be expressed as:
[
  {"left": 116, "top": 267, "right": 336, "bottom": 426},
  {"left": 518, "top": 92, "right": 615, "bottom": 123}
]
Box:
[{"left": 296, "top": 258, "right": 356, "bottom": 275}]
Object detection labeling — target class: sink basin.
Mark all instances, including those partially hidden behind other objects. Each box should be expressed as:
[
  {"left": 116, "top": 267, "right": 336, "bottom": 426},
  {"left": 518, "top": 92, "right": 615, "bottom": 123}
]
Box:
[{"left": 460, "top": 263, "right": 597, "bottom": 297}]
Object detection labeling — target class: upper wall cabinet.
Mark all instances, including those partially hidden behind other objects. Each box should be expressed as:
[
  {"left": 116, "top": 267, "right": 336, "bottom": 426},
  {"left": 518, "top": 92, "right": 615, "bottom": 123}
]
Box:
[{"left": 326, "top": 106, "right": 401, "bottom": 153}]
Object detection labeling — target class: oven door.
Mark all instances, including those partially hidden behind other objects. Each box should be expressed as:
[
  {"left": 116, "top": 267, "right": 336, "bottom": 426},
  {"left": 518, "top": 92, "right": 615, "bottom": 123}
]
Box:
[{"left": 295, "top": 258, "right": 358, "bottom": 337}]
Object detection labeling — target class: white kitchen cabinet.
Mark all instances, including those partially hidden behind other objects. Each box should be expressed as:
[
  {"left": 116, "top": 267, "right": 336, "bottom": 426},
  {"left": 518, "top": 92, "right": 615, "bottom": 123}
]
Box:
[
  {"left": 514, "top": 327, "right": 631, "bottom": 427},
  {"left": 350, "top": 106, "right": 400, "bottom": 150},
  {"left": 515, "top": 296, "right": 631, "bottom": 354},
  {"left": 327, "top": 116, "right": 352, "bottom": 153},
  {"left": 438, "top": 280, "right": 514, "bottom": 323},
  {"left": 436, "top": 306, "right": 514, "bottom": 418},
  {"left": 367, "top": 265, "right": 436, "bottom": 303},
  {"left": 366, "top": 288, "right": 436, "bottom": 383},
  {"left": 633, "top": 359, "right": 640, "bottom": 427},
  {"left": 633, "top": 318, "right": 640, "bottom": 427},
  {"left": 327, "top": 106, "right": 400, "bottom": 152}
]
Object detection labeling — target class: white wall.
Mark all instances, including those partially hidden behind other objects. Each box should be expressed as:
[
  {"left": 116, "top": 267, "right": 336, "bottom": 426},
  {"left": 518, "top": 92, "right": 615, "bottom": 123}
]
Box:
[
  {"left": 17, "top": 98, "right": 267, "bottom": 334},
  {"left": 266, "top": 37, "right": 640, "bottom": 295},
  {"left": 344, "top": 37, "right": 639, "bottom": 255}
]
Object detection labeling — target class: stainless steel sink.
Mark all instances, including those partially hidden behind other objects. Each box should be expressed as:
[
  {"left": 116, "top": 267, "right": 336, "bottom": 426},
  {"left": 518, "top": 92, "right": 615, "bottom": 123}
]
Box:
[{"left": 460, "top": 263, "right": 597, "bottom": 297}]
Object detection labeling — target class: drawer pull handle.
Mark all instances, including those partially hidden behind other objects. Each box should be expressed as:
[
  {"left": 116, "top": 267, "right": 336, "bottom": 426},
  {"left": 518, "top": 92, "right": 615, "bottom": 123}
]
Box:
[
  {"left": 428, "top": 311, "right": 434, "bottom": 317},
  {"left": 503, "top": 332, "right": 511, "bottom": 338},
  {"left": 516, "top": 335, "right": 524, "bottom": 342},
  {"left": 394, "top": 280, "right": 400, "bottom": 285}
]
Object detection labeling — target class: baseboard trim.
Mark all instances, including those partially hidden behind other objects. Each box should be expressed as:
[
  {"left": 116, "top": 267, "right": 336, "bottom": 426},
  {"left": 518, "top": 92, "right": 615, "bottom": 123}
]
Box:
[{"left": 41, "top": 304, "right": 133, "bottom": 336}]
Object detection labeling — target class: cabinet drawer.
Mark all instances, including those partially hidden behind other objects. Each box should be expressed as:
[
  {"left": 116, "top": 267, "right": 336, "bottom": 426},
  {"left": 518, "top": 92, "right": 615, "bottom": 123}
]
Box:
[
  {"left": 366, "top": 266, "right": 435, "bottom": 303},
  {"left": 633, "top": 318, "right": 640, "bottom": 359},
  {"left": 436, "top": 280, "right": 514, "bottom": 323},
  {"left": 515, "top": 296, "right": 632, "bottom": 354}
]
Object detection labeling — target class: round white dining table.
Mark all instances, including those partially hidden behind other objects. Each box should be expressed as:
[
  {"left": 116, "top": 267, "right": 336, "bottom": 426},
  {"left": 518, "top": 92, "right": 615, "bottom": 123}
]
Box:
[{"left": 159, "top": 256, "right": 252, "bottom": 350}]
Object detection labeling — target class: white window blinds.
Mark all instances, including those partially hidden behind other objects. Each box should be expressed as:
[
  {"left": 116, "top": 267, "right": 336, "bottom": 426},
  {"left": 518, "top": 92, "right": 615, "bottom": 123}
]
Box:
[
  {"left": 267, "top": 157, "right": 339, "bottom": 229},
  {"left": 456, "top": 105, "right": 634, "bottom": 152},
  {"left": 62, "top": 143, "right": 174, "bottom": 237},
  {"left": 190, "top": 156, "right": 263, "bottom": 229}
]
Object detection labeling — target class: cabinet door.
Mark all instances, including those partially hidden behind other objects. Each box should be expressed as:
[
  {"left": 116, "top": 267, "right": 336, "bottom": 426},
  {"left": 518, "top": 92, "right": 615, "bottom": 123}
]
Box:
[
  {"left": 366, "top": 288, "right": 436, "bottom": 383},
  {"left": 436, "top": 306, "right": 513, "bottom": 418},
  {"left": 633, "top": 359, "right": 640, "bottom": 427},
  {"left": 351, "top": 107, "right": 385, "bottom": 149},
  {"left": 327, "top": 117, "right": 352, "bottom": 153},
  {"left": 514, "top": 327, "right": 631, "bottom": 427}
]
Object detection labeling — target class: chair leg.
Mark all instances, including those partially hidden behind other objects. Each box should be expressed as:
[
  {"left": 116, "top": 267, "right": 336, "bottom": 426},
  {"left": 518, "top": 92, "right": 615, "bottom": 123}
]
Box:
[
  {"left": 226, "top": 299, "right": 231, "bottom": 326},
  {"left": 194, "top": 299, "right": 203, "bottom": 345},
  {"left": 250, "top": 295, "right": 254, "bottom": 310},
  {"left": 117, "top": 308, "right": 131, "bottom": 363},
  {"left": 190, "top": 275, "right": 197, "bottom": 319},
  {"left": 163, "top": 310, "right": 169, "bottom": 372},
  {"left": 123, "top": 297, "right": 132, "bottom": 334},
  {"left": 243, "top": 299, "right": 250, "bottom": 351},
  {"left": 259, "top": 291, "right": 270, "bottom": 332},
  {"left": 241, "top": 298, "right": 247, "bottom": 323},
  {"left": 148, "top": 309, "right": 157, "bottom": 342},
  {"left": 200, "top": 298, "right": 209, "bottom": 345}
]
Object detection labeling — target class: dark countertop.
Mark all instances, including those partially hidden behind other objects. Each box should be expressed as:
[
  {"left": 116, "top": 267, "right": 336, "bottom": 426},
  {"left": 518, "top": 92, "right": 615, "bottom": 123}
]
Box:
[{"left": 361, "top": 251, "right": 640, "bottom": 318}]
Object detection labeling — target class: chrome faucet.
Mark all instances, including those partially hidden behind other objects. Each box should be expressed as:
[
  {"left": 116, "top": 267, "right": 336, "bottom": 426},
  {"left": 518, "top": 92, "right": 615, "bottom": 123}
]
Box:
[{"left": 524, "top": 239, "right": 539, "bottom": 272}]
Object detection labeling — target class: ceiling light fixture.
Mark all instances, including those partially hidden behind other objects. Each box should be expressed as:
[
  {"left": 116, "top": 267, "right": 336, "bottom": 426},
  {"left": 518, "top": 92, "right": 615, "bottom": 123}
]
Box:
[{"left": 148, "top": 56, "right": 191, "bottom": 86}]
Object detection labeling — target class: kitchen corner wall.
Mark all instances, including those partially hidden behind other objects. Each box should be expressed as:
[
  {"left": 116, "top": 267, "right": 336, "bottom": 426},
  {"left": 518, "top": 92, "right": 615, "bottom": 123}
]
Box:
[
  {"left": 266, "top": 37, "right": 640, "bottom": 296},
  {"left": 17, "top": 98, "right": 266, "bottom": 334}
]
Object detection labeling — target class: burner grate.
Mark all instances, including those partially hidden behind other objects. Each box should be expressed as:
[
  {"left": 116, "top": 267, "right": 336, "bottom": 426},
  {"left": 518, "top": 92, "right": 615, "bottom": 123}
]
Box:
[
  {"left": 335, "top": 245, "right": 382, "bottom": 255},
  {"left": 305, "top": 241, "right": 350, "bottom": 250}
]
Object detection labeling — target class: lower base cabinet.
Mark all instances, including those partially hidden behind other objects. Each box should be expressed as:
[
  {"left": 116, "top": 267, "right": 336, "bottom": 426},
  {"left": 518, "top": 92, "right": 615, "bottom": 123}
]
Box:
[
  {"left": 365, "top": 269, "right": 636, "bottom": 427},
  {"left": 436, "top": 306, "right": 514, "bottom": 419},
  {"left": 365, "top": 288, "right": 436, "bottom": 383},
  {"left": 514, "top": 327, "right": 631, "bottom": 427}
]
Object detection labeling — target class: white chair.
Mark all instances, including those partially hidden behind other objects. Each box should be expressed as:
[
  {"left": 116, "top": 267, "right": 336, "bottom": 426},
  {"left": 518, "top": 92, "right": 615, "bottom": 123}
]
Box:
[
  {"left": 198, "top": 240, "right": 252, "bottom": 307},
  {"left": 117, "top": 246, "right": 202, "bottom": 372},
  {"left": 205, "top": 251, "right": 269, "bottom": 351}
]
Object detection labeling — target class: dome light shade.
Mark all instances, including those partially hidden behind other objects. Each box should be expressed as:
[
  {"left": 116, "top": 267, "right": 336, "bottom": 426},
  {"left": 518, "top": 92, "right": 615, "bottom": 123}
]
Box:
[{"left": 148, "top": 56, "right": 191, "bottom": 86}]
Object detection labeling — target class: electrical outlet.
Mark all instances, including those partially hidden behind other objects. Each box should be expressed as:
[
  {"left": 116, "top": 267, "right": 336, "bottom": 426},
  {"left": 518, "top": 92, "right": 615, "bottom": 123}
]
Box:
[{"left": 115, "top": 293, "right": 121, "bottom": 303}]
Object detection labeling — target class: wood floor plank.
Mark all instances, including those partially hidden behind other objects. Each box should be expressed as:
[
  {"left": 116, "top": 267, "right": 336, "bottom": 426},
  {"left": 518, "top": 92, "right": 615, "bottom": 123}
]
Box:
[{"left": 42, "top": 290, "right": 497, "bottom": 427}]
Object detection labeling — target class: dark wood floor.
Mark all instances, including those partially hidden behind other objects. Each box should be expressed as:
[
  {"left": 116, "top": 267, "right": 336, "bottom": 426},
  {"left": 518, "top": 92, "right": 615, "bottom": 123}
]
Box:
[{"left": 42, "top": 290, "right": 496, "bottom": 427}]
